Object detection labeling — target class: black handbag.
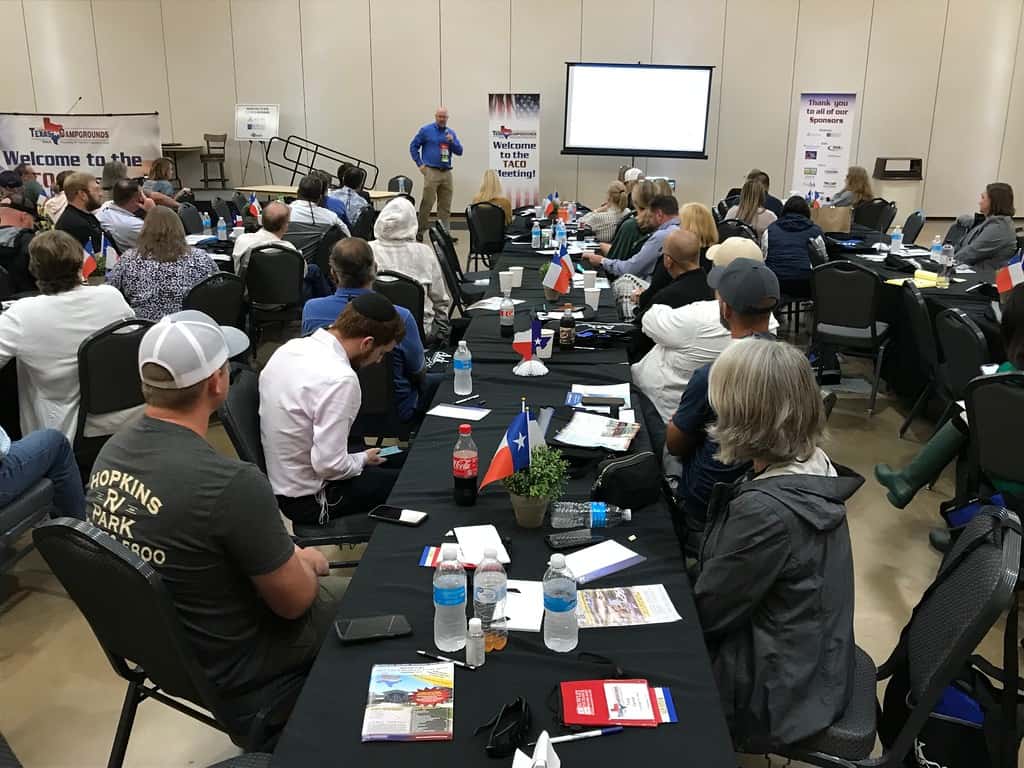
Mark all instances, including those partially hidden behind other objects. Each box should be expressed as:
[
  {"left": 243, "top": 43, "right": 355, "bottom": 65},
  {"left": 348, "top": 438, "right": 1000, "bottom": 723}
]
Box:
[{"left": 590, "top": 451, "right": 661, "bottom": 509}]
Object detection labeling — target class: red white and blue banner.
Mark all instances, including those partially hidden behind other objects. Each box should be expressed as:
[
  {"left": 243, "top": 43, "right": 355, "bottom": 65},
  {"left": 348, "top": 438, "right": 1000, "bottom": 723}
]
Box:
[
  {"left": 0, "top": 112, "right": 161, "bottom": 190},
  {"left": 488, "top": 93, "right": 540, "bottom": 208}
]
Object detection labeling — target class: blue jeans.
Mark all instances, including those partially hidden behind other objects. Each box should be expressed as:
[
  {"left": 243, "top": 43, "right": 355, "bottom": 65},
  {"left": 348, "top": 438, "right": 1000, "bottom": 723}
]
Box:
[{"left": 0, "top": 429, "right": 85, "bottom": 520}]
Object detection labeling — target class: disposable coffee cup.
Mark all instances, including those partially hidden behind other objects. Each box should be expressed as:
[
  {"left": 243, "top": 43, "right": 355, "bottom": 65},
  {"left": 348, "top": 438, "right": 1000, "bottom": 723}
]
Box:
[
  {"left": 583, "top": 270, "right": 597, "bottom": 289},
  {"left": 584, "top": 287, "right": 601, "bottom": 310},
  {"left": 509, "top": 266, "right": 524, "bottom": 288},
  {"left": 499, "top": 271, "right": 514, "bottom": 293},
  {"left": 538, "top": 328, "right": 555, "bottom": 359}
]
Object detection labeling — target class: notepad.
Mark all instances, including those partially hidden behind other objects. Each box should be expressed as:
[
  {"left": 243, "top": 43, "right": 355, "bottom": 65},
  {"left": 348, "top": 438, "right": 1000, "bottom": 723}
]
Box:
[
  {"left": 564, "top": 540, "right": 646, "bottom": 584},
  {"left": 453, "top": 524, "right": 511, "bottom": 565},
  {"left": 504, "top": 579, "right": 544, "bottom": 632},
  {"left": 426, "top": 404, "right": 491, "bottom": 421}
]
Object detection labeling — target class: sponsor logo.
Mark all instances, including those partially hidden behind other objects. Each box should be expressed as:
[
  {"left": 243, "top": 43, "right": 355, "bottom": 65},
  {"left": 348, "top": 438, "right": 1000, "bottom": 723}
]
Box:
[
  {"left": 828, "top": 144, "right": 842, "bottom": 151},
  {"left": 491, "top": 126, "right": 535, "bottom": 139},
  {"left": 823, "top": 180, "right": 838, "bottom": 188},
  {"left": 824, "top": 168, "right": 839, "bottom": 174},
  {"left": 803, "top": 168, "right": 818, "bottom": 176},
  {"left": 804, "top": 150, "right": 818, "bottom": 160},
  {"left": 29, "top": 117, "right": 110, "bottom": 146}
]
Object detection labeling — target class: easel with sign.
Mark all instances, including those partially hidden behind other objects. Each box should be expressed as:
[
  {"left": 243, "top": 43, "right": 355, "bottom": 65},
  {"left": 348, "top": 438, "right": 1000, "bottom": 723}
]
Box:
[
  {"left": 242, "top": 140, "right": 271, "bottom": 185},
  {"left": 235, "top": 104, "right": 280, "bottom": 186}
]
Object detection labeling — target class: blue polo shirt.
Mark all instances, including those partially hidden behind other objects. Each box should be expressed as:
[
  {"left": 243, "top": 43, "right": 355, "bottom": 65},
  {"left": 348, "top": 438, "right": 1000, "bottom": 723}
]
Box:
[
  {"left": 409, "top": 123, "right": 463, "bottom": 169},
  {"left": 301, "top": 287, "right": 425, "bottom": 421},
  {"left": 322, "top": 195, "right": 351, "bottom": 228}
]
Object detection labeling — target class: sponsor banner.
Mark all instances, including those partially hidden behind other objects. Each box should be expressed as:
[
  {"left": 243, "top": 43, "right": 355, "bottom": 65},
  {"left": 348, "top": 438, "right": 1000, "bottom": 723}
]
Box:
[
  {"left": 790, "top": 93, "right": 856, "bottom": 200},
  {"left": 488, "top": 93, "right": 540, "bottom": 208},
  {"left": 0, "top": 112, "right": 161, "bottom": 189}
]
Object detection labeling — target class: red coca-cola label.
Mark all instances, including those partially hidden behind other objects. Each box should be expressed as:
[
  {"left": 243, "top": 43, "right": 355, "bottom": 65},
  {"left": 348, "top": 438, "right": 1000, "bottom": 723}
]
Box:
[
  {"left": 453, "top": 455, "right": 478, "bottom": 478},
  {"left": 499, "top": 307, "right": 514, "bottom": 321}
]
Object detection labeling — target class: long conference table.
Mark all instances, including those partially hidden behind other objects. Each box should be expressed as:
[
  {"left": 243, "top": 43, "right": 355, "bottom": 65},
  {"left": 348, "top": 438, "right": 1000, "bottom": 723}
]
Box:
[{"left": 270, "top": 246, "right": 737, "bottom": 766}]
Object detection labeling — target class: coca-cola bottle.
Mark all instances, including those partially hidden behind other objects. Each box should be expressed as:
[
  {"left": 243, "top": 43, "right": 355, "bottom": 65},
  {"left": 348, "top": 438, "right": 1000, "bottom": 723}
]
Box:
[{"left": 453, "top": 423, "right": 478, "bottom": 506}]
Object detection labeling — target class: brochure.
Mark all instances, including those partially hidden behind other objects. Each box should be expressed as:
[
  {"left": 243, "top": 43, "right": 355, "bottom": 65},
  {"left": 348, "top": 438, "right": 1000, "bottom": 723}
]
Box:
[{"left": 361, "top": 662, "right": 454, "bottom": 742}]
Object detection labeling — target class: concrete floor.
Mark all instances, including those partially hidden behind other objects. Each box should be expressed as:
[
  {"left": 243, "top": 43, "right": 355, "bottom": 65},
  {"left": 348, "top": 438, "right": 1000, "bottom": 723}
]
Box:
[{"left": 0, "top": 219, "right": 1015, "bottom": 767}]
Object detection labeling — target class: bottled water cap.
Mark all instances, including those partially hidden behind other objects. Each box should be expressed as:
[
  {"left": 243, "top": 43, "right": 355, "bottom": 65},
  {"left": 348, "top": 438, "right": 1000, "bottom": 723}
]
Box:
[
  {"left": 441, "top": 543, "right": 459, "bottom": 560},
  {"left": 483, "top": 547, "right": 497, "bottom": 559},
  {"left": 549, "top": 554, "right": 566, "bottom": 569}
]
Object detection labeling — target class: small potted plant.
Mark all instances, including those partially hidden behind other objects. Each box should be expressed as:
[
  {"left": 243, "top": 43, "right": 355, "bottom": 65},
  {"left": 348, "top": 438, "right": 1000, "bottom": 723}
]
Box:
[
  {"left": 538, "top": 261, "right": 562, "bottom": 302},
  {"left": 503, "top": 445, "right": 569, "bottom": 528}
]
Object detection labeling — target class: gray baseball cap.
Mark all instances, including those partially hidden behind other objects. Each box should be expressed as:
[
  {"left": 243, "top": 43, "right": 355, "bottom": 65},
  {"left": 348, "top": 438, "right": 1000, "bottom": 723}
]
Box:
[
  {"left": 708, "top": 258, "right": 780, "bottom": 313},
  {"left": 138, "top": 310, "right": 249, "bottom": 389}
]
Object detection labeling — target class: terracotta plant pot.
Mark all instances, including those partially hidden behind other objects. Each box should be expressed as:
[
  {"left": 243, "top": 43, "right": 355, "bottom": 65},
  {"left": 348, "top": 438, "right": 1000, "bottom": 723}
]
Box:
[
  {"left": 543, "top": 287, "right": 561, "bottom": 302},
  {"left": 508, "top": 493, "right": 549, "bottom": 528}
]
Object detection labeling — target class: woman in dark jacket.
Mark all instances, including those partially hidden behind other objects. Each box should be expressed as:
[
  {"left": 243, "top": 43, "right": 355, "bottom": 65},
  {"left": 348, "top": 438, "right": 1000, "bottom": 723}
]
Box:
[
  {"left": 952, "top": 182, "right": 1017, "bottom": 270},
  {"left": 695, "top": 337, "right": 862, "bottom": 750},
  {"left": 762, "top": 196, "right": 828, "bottom": 299}
]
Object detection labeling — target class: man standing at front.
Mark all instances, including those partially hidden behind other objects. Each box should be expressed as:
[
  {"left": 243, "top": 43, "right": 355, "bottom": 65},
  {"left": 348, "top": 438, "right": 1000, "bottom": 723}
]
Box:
[{"left": 410, "top": 107, "right": 462, "bottom": 240}]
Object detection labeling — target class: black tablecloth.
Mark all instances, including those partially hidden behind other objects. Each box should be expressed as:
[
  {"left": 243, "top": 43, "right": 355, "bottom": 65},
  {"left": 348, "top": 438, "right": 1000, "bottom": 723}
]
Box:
[
  {"left": 271, "top": 369, "right": 735, "bottom": 764},
  {"left": 841, "top": 255, "right": 1002, "bottom": 397},
  {"left": 461, "top": 250, "right": 633, "bottom": 367}
]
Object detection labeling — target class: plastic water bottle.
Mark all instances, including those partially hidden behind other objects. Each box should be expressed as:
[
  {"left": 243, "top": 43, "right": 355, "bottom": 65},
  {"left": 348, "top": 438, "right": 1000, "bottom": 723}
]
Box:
[
  {"left": 466, "top": 618, "right": 485, "bottom": 667},
  {"left": 453, "top": 340, "right": 472, "bottom": 395},
  {"left": 433, "top": 543, "right": 467, "bottom": 652},
  {"left": 473, "top": 547, "right": 508, "bottom": 652},
  {"left": 201, "top": 211, "right": 211, "bottom": 235},
  {"left": 531, "top": 220, "right": 542, "bottom": 249},
  {"left": 550, "top": 501, "right": 632, "bottom": 529},
  {"left": 216, "top": 216, "right": 228, "bottom": 241},
  {"left": 543, "top": 554, "right": 578, "bottom": 653},
  {"left": 555, "top": 219, "right": 567, "bottom": 247},
  {"left": 568, "top": 201, "right": 577, "bottom": 222},
  {"left": 930, "top": 235, "right": 943, "bottom": 262},
  {"left": 889, "top": 225, "right": 903, "bottom": 254},
  {"left": 938, "top": 244, "right": 956, "bottom": 289},
  {"left": 499, "top": 290, "right": 514, "bottom": 338}
]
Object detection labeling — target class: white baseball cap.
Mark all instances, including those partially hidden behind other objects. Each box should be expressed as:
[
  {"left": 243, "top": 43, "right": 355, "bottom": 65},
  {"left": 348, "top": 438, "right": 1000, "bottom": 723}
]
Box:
[
  {"left": 138, "top": 310, "right": 249, "bottom": 389},
  {"left": 623, "top": 168, "right": 644, "bottom": 182}
]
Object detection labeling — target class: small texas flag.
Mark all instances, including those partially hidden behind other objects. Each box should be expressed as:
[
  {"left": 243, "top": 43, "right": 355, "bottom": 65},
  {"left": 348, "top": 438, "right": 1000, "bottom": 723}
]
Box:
[
  {"left": 542, "top": 242, "right": 573, "bottom": 294},
  {"left": 82, "top": 240, "right": 98, "bottom": 278},
  {"left": 247, "top": 192, "right": 261, "bottom": 218},
  {"left": 479, "top": 408, "right": 547, "bottom": 488},
  {"left": 543, "top": 192, "right": 559, "bottom": 218},
  {"left": 996, "top": 251, "right": 1024, "bottom": 294},
  {"left": 512, "top": 317, "right": 548, "bottom": 361}
]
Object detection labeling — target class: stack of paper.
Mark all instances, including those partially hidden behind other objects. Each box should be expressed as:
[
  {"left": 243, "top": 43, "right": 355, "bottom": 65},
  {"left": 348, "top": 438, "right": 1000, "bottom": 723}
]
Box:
[
  {"left": 576, "top": 585, "right": 682, "bottom": 628},
  {"left": 425, "top": 403, "right": 491, "bottom": 421},
  {"left": 466, "top": 296, "right": 526, "bottom": 311},
  {"left": 419, "top": 524, "right": 511, "bottom": 569},
  {"left": 555, "top": 411, "right": 639, "bottom": 452},
  {"left": 564, "top": 540, "right": 646, "bottom": 584},
  {"left": 504, "top": 579, "right": 544, "bottom": 632}
]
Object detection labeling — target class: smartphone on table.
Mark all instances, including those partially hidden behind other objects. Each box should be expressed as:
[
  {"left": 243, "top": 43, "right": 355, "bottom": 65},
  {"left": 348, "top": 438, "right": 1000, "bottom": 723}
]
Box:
[{"left": 368, "top": 505, "right": 428, "bottom": 526}]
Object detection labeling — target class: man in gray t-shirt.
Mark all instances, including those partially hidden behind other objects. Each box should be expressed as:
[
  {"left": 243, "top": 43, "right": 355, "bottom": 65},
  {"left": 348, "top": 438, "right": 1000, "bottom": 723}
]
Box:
[{"left": 86, "top": 310, "right": 343, "bottom": 738}]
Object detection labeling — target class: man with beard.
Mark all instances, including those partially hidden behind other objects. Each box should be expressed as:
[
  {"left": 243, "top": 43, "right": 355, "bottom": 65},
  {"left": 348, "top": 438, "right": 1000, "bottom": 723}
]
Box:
[
  {"left": 55, "top": 172, "right": 105, "bottom": 252},
  {"left": 260, "top": 293, "right": 407, "bottom": 525},
  {"left": 664, "top": 258, "right": 779, "bottom": 552}
]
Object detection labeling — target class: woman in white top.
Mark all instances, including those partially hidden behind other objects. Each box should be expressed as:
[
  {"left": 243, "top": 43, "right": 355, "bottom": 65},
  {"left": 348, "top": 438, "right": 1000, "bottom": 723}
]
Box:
[
  {"left": 725, "top": 178, "right": 777, "bottom": 238},
  {"left": 0, "top": 230, "right": 134, "bottom": 440}
]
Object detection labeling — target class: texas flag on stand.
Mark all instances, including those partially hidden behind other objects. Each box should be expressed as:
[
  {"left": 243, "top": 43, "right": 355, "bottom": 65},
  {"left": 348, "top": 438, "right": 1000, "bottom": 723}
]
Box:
[
  {"left": 543, "top": 192, "right": 559, "bottom": 218},
  {"left": 542, "top": 242, "right": 573, "bottom": 294},
  {"left": 247, "top": 192, "right": 261, "bottom": 219},
  {"left": 479, "top": 408, "right": 547, "bottom": 488},
  {"left": 82, "top": 240, "right": 98, "bottom": 278},
  {"left": 512, "top": 317, "right": 549, "bottom": 361},
  {"left": 996, "top": 251, "right": 1024, "bottom": 294}
]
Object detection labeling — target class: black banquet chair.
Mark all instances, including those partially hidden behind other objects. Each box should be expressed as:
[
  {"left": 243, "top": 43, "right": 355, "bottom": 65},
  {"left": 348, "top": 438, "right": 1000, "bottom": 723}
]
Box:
[
  {"left": 716, "top": 218, "right": 758, "bottom": 243},
  {"left": 810, "top": 260, "right": 890, "bottom": 414},
  {"left": 897, "top": 281, "right": 944, "bottom": 438},
  {"left": 374, "top": 271, "right": 426, "bottom": 344},
  {"left": 902, "top": 210, "right": 926, "bottom": 245},
  {"left": 852, "top": 197, "right": 897, "bottom": 233},
  {"left": 934, "top": 307, "right": 989, "bottom": 432},
  {"left": 178, "top": 203, "right": 204, "bottom": 236},
  {"left": 74, "top": 318, "right": 153, "bottom": 473},
  {"left": 243, "top": 244, "right": 305, "bottom": 347},
  {"left": 387, "top": 175, "right": 414, "bottom": 195},
  {"left": 465, "top": 202, "right": 506, "bottom": 271},
  {"left": 964, "top": 371, "right": 1024, "bottom": 498},
  {"left": 770, "top": 506, "right": 1020, "bottom": 768},
  {"left": 32, "top": 518, "right": 291, "bottom": 766},
  {"left": 183, "top": 272, "right": 245, "bottom": 329}
]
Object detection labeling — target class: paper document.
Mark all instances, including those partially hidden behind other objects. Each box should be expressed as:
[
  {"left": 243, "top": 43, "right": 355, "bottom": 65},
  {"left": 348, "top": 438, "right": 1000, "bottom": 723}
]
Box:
[
  {"left": 426, "top": 404, "right": 491, "bottom": 421},
  {"left": 571, "top": 383, "right": 631, "bottom": 409},
  {"left": 466, "top": 296, "right": 526, "bottom": 311},
  {"left": 538, "top": 310, "right": 584, "bottom": 320},
  {"left": 576, "top": 585, "right": 682, "bottom": 628},
  {"left": 504, "top": 579, "right": 544, "bottom": 632},
  {"left": 453, "top": 524, "right": 511, "bottom": 565},
  {"left": 538, "top": 246, "right": 583, "bottom": 255},
  {"left": 555, "top": 411, "right": 639, "bottom": 452},
  {"left": 564, "top": 540, "right": 646, "bottom": 584},
  {"left": 361, "top": 662, "right": 454, "bottom": 742},
  {"left": 572, "top": 276, "right": 611, "bottom": 289},
  {"left": 885, "top": 277, "right": 940, "bottom": 288},
  {"left": 185, "top": 234, "right": 216, "bottom": 246}
]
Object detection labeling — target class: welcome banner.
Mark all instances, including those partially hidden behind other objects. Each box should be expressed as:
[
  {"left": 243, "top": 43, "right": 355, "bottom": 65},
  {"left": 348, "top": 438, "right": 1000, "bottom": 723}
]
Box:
[
  {"left": 0, "top": 112, "right": 161, "bottom": 189},
  {"left": 488, "top": 93, "right": 540, "bottom": 208},
  {"left": 790, "top": 93, "right": 857, "bottom": 201}
]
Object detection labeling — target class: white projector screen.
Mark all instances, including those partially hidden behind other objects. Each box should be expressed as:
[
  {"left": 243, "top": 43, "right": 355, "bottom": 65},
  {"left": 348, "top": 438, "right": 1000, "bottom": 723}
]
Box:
[{"left": 563, "top": 63, "right": 713, "bottom": 158}]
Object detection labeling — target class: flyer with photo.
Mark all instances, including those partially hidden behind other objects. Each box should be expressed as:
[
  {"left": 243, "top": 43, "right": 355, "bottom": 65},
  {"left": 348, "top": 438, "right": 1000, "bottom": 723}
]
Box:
[
  {"left": 576, "top": 584, "right": 682, "bottom": 628},
  {"left": 361, "top": 662, "right": 454, "bottom": 742}
]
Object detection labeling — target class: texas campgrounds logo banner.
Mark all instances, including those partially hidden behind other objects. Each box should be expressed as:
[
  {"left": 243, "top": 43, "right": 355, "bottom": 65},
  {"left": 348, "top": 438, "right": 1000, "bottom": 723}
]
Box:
[
  {"left": 488, "top": 93, "right": 540, "bottom": 207},
  {"left": 1, "top": 112, "right": 161, "bottom": 188}
]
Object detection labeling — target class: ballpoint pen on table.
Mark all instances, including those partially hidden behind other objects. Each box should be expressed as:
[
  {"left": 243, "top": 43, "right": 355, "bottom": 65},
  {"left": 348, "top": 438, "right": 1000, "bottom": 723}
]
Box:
[
  {"left": 455, "top": 394, "right": 480, "bottom": 404},
  {"left": 527, "top": 726, "right": 624, "bottom": 746},
  {"left": 415, "top": 649, "right": 477, "bottom": 670}
]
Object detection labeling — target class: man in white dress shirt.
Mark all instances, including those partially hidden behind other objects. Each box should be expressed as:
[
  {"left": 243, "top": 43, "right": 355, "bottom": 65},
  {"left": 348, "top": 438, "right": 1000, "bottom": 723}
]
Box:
[
  {"left": 259, "top": 293, "right": 406, "bottom": 525},
  {"left": 231, "top": 201, "right": 298, "bottom": 274}
]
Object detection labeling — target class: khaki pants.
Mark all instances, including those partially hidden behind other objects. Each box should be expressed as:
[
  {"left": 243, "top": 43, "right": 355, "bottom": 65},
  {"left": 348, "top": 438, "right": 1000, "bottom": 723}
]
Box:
[{"left": 418, "top": 166, "right": 454, "bottom": 237}]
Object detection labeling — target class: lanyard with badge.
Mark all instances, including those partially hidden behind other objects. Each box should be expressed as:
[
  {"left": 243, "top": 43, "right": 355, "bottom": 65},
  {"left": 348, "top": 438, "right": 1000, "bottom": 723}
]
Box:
[{"left": 439, "top": 128, "right": 451, "bottom": 165}]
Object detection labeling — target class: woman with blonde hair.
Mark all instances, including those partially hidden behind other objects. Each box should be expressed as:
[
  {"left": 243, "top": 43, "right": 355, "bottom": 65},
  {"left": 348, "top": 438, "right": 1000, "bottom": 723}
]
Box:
[
  {"left": 106, "top": 206, "right": 217, "bottom": 321},
  {"left": 579, "top": 180, "right": 629, "bottom": 242},
  {"left": 696, "top": 337, "right": 860, "bottom": 750},
  {"left": 651, "top": 178, "right": 673, "bottom": 198},
  {"left": 725, "top": 178, "right": 776, "bottom": 237},
  {"left": 679, "top": 201, "right": 718, "bottom": 267},
  {"left": 599, "top": 179, "right": 655, "bottom": 262},
  {"left": 830, "top": 165, "right": 873, "bottom": 207},
  {"left": 143, "top": 157, "right": 191, "bottom": 206},
  {"left": 471, "top": 169, "right": 512, "bottom": 224}
]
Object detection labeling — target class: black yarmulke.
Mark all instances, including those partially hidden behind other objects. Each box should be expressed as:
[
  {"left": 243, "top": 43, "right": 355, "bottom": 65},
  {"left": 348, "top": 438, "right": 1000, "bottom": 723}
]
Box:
[{"left": 352, "top": 291, "right": 397, "bottom": 321}]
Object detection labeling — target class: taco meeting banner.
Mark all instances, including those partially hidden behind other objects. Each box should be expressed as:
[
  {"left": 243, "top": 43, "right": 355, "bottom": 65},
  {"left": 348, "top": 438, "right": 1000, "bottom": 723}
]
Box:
[
  {"left": 0, "top": 112, "right": 161, "bottom": 189},
  {"left": 488, "top": 93, "right": 540, "bottom": 208}
]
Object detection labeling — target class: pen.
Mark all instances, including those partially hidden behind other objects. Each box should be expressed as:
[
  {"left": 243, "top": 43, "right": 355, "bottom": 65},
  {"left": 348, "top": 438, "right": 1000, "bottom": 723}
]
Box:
[
  {"left": 455, "top": 394, "right": 480, "bottom": 404},
  {"left": 575, "top": 346, "right": 597, "bottom": 350},
  {"left": 528, "top": 727, "right": 624, "bottom": 746},
  {"left": 416, "top": 649, "right": 477, "bottom": 670}
]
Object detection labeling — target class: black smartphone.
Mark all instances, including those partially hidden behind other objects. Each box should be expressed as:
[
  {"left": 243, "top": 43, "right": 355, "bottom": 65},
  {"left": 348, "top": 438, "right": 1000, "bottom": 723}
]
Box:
[
  {"left": 580, "top": 395, "right": 626, "bottom": 407},
  {"left": 368, "top": 505, "right": 428, "bottom": 526},
  {"left": 335, "top": 614, "right": 413, "bottom": 644}
]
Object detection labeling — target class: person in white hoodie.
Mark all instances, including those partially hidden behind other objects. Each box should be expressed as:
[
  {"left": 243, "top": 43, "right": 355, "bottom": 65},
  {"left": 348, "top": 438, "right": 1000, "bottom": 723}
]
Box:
[
  {"left": 369, "top": 196, "right": 451, "bottom": 342},
  {"left": 632, "top": 237, "right": 778, "bottom": 422}
]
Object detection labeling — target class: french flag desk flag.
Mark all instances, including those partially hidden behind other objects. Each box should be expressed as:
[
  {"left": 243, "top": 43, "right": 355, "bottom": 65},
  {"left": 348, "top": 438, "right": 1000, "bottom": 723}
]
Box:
[
  {"left": 479, "top": 401, "right": 547, "bottom": 489},
  {"left": 542, "top": 242, "right": 573, "bottom": 295},
  {"left": 996, "top": 251, "right": 1024, "bottom": 295}
]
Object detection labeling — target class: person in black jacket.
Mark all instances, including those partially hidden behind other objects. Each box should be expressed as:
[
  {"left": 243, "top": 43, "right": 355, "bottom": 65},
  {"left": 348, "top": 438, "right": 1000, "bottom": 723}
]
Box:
[
  {"left": 761, "top": 195, "right": 827, "bottom": 299},
  {"left": 55, "top": 172, "right": 104, "bottom": 252},
  {"left": 695, "top": 337, "right": 861, "bottom": 751},
  {"left": 0, "top": 193, "right": 38, "bottom": 293}
]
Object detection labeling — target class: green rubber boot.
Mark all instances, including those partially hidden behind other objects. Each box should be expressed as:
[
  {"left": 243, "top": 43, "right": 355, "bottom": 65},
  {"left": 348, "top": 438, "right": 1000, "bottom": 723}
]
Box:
[{"left": 874, "top": 422, "right": 967, "bottom": 508}]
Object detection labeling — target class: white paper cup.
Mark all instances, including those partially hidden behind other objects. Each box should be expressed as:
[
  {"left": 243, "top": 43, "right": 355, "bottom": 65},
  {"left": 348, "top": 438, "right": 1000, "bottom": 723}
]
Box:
[
  {"left": 535, "top": 205, "right": 544, "bottom": 219},
  {"left": 583, "top": 270, "right": 597, "bottom": 289},
  {"left": 509, "top": 266, "right": 524, "bottom": 288},
  {"left": 231, "top": 226, "right": 244, "bottom": 238},
  {"left": 499, "top": 271, "right": 513, "bottom": 293},
  {"left": 538, "top": 328, "right": 555, "bottom": 359},
  {"left": 584, "top": 288, "right": 601, "bottom": 310}
]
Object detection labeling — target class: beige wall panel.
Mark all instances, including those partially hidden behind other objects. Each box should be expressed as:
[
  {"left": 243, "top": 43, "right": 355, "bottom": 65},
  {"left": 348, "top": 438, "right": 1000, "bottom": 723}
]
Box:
[
  {"left": 997, "top": 7, "right": 1024, "bottom": 204},
  {"left": 0, "top": 0, "right": 36, "bottom": 113},
  {"left": 23, "top": 0, "right": 102, "bottom": 113}
]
